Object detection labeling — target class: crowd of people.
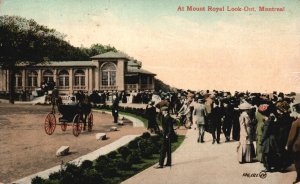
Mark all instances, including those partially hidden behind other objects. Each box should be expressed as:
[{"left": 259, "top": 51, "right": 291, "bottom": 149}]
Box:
[
  {"left": 138, "top": 89, "right": 299, "bottom": 183},
  {"left": 42, "top": 86, "right": 299, "bottom": 183}
]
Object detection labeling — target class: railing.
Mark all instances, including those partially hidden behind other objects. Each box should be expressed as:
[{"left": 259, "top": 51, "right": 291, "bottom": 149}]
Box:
[
  {"left": 15, "top": 86, "right": 37, "bottom": 91},
  {"left": 100, "top": 86, "right": 118, "bottom": 91},
  {"left": 125, "top": 84, "right": 138, "bottom": 91},
  {"left": 125, "top": 84, "right": 154, "bottom": 91},
  {"left": 73, "top": 86, "right": 87, "bottom": 90},
  {"left": 57, "top": 86, "right": 69, "bottom": 90},
  {"left": 140, "top": 84, "right": 154, "bottom": 90}
]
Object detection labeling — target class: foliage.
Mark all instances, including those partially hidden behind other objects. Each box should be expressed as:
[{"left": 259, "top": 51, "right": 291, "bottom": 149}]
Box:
[
  {"left": 128, "top": 139, "right": 139, "bottom": 149},
  {"left": 80, "top": 160, "right": 93, "bottom": 170},
  {"left": 141, "top": 132, "right": 151, "bottom": 139},
  {"left": 31, "top": 176, "right": 45, "bottom": 184},
  {"left": 117, "top": 146, "right": 132, "bottom": 160},
  {"left": 107, "top": 151, "right": 118, "bottom": 159},
  {"left": 127, "top": 150, "right": 142, "bottom": 164}
]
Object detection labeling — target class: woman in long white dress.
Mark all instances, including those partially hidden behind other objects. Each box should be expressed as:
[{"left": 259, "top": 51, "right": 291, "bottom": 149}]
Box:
[{"left": 237, "top": 102, "right": 256, "bottom": 163}]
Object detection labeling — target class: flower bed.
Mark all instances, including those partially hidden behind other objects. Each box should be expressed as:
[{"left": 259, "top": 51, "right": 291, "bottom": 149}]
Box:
[{"left": 32, "top": 132, "right": 185, "bottom": 184}]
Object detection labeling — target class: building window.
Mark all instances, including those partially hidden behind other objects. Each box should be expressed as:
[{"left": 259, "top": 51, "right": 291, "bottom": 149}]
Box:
[
  {"left": 74, "top": 69, "right": 85, "bottom": 86},
  {"left": 15, "top": 72, "right": 22, "bottom": 87},
  {"left": 101, "top": 62, "right": 116, "bottom": 86},
  {"left": 141, "top": 76, "right": 148, "bottom": 84},
  {"left": 58, "top": 70, "right": 69, "bottom": 87},
  {"left": 43, "top": 70, "right": 54, "bottom": 83},
  {"left": 27, "top": 70, "right": 38, "bottom": 87}
]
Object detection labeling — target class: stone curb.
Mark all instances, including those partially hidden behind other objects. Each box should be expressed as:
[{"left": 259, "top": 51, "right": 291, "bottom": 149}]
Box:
[{"left": 92, "top": 109, "right": 145, "bottom": 128}]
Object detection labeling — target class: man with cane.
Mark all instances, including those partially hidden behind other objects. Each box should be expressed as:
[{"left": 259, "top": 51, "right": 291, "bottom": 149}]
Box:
[{"left": 155, "top": 106, "right": 175, "bottom": 169}]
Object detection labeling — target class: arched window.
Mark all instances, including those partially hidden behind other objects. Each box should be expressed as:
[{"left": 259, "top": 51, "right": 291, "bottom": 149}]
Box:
[
  {"left": 43, "top": 70, "right": 54, "bottom": 82},
  {"left": 15, "top": 71, "right": 22, "bottom": 87},
  {"left": 58, "top": 70, "right": 69, "bottom": 87},
  {"left": 74, "top": 69, "right": 85, "bottom": 86},
  {"left": 101, "top": 62, "right": 116, "bottom": 86},
  {"left": 27, "top": 70, "right": 38, "bottom": 87}
]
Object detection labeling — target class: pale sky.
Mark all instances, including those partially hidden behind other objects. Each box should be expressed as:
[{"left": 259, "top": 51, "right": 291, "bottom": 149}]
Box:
[{"left": 1, "top": 0, "right": 300, "bottom": 93}]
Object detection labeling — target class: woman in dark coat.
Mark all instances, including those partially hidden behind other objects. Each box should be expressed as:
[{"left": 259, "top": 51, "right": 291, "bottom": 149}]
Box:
[
  {"left": 261, "top": 109, "right": 280, "bottom": 172},
  {"left": 146, "top": 101, "right": 159, "bottom": 133}
]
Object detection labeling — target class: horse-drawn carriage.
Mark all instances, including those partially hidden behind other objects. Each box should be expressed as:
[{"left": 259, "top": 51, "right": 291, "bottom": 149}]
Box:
[{"left": 44, "top": 96, "right": 93, "bottom": 137}]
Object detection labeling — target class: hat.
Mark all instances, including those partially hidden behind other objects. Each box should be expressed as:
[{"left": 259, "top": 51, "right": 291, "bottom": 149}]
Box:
[
  {"left": 161, "top": 106, "right": 169, "bottom": 112},
  {"left": 258, "top": 104, "right": 271, "bottom": 116},
  {"left": 238, "top": 102, "right": 253, "bottom": 110},
  {"left": 276, "top": 101, "right": 290, "bottom": 113},
  {"left": 293, "top": 103, "right": 300, "bottom": 113}
]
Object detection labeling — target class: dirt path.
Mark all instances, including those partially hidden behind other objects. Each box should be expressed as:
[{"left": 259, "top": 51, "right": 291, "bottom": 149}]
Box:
[{"left": 0, "top": 104, "right": 146, "bottom": 183}]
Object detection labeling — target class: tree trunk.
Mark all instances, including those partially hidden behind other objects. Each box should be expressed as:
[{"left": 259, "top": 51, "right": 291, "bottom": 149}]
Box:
[{"left": 8, "top": 68, "right": 15, "bottom": 104}]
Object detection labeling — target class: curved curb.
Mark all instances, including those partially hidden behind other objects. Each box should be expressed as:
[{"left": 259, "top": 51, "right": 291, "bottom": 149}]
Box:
[
  {"left": 12, "top": 135, "right": 139, "bottom": 184},
  {"left": 92, "top": 109, "right": 145, "bottom": 128}
]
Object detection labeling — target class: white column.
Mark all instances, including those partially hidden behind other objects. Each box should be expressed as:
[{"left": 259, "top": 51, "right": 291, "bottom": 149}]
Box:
[
  {"left": 116, "top": 59, "right": 124, "bottom": 91},
  {"left": 53, "top": 69, "right": 57, "bottom": 85},
  {"left": 69, "top": 68, "right": 73, "bottom": 94},
  {"left": 37, "top": 69, "right": 42, "bottom": 87},
  {"left": 89, "top": 68, "right": 93, "bottom": 92},
  {"left": 85, "top": 68, "right": 88, "bottom": 92},
  {"left": 22, "top": 69, "right": 26, "bottom": 90},
  {"left": 94, "top": 60, "right": 99, "bottom": 90}
]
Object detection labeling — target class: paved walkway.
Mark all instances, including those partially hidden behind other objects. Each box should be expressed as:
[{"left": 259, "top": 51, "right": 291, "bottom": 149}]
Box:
[{"left": 123, "top": 125, "right": 297, "bottom": 184}]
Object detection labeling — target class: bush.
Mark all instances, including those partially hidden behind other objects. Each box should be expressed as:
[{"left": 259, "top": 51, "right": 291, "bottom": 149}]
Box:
[
  {"left": 80, "top": 160, "right": 93, "bottom": 170},
  {"left": 128, "top": 139, "right": 139, "bottom": 149},
  {"left": 116, "top": 158, "right": 132, "bottom": 170},
  {"left": 48, "top": 171, "right": 61, "bottom": 180},
  {"left": 127, "top": 150, "right": 141, "bottom": 164},
  {"left": 64, "top": 163, "right": 82, "bottom": 177},
  {"left": 117, "top": 146, "right": 132, "bottom": 160},
  {"left": 83, "top": 169, "right": 104, "bottom": 184},
  {"left": 31, "top": 176, "right": 45, "bottom": 184},
  {"left": 138, "top": 139, "right": 157, "bottom": 158},
  {"left": 107, "top": 151, "right": 118, "bottom": 159},
  {"left": 141, "top": 132, "right": 151, "bottom": 139},
  {"left": 94, "top": 155, "right": 118, "bottom": 177}
]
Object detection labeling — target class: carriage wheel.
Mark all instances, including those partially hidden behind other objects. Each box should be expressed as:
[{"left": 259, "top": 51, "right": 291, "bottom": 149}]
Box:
[
  {"left": 61, "top": 123, "right": 67, "bottom": 131},
  {"left": 87, "top": 113, "right": 93, "bottom": 132},
  {"left": 44, "top": 113, "right": 56, "bottom": 135},
  {"left": 72, "top": 114, "right": 83, "bottom": 137}
]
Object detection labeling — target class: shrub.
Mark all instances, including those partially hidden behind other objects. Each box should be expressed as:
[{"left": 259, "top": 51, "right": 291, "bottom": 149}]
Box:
[
  {"left": 64, "top": 163, "right": 82, "bottom": 177},
  {"left": 80, "top": 160, "right": 93, "bottom": 170},
  {"left": 94, "top": 155, "right": 118, "bottom": 177},
  {"left": 83, "top": 169, "right": 104, "bottom": 184},
  {"left": 127, "top": 150, "right": 141, "bottom": 164},
  {"left": 116, "top": 158, "right": 132, "bottom": 170},
  {"left": 117, "top": 146, "right": 132, "bottom": 160},
  {"left": 48, "top": 171, "right": 61, "bottom": 180},
  {"left": 107, "top": 151, "right": 118, "bottom": 159},
  {"left": 128, "top": 139, "right": 139, "bottom": 149},
  {"left": 141, "top": 132, "right": 151, "bottom": 139},
  {"left": 138, "top": 139, "right": 157, "bottom": 158},
  {"left": 31, "top": 176, "right": 45, "bottom": 184}
]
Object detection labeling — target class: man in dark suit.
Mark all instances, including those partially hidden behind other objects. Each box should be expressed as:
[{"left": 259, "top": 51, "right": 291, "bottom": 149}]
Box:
[{"left": 155, "top": 106, "right": 174, "bottom": 168}]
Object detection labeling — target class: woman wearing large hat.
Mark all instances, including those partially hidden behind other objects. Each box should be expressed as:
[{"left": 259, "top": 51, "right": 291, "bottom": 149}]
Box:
[{"left": 237, "top": 102, "right": 256, "bottom": 163}]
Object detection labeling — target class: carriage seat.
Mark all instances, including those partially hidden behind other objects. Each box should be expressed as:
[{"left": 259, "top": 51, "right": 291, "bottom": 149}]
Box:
[{"left": 58, "top": 104, "right": 79, "bottom": 122}]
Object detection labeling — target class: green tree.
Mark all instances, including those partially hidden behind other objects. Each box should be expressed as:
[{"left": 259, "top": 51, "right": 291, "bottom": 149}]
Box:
[
  {"left": 80, "top": 43, "right": 117, "bottom": 58},
  {"left": 0, "top": 15, "right": 86, "bottom": 103}
]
